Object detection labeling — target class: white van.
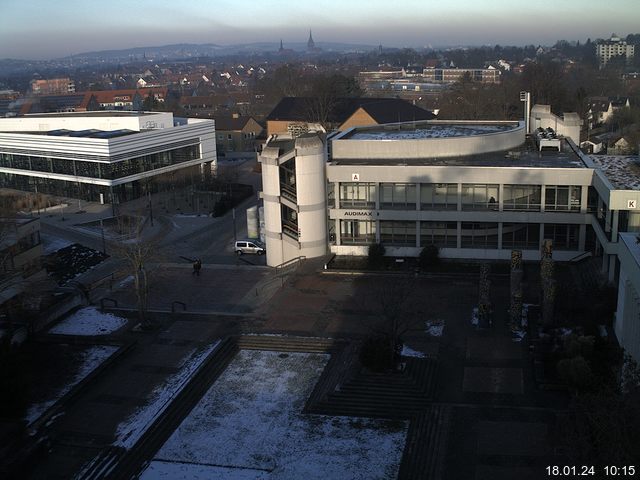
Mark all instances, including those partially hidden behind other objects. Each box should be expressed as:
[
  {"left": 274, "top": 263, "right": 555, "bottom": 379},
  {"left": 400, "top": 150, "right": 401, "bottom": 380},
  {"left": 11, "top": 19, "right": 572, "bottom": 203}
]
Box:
[{"left": 234, "top": 240, "right": 266, "bottom": 255}]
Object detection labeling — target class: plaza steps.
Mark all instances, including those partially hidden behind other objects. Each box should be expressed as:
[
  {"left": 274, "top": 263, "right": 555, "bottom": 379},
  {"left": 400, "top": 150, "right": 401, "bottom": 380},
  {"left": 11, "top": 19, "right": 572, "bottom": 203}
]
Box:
[
  {"left": 74, "top": 446, "right": 125, "bottom": 480},
  {"left": 307, "top": 357, "right": 438, "bottom": 419},
  {"left": 236, "top": 334, "right": 342, "bottom": 353},
  {"left": 397, "top": 404, "right": 451, "bottom": 480},
  {"left": 78, "top": 337, "right": 239, "bottom": 480}
]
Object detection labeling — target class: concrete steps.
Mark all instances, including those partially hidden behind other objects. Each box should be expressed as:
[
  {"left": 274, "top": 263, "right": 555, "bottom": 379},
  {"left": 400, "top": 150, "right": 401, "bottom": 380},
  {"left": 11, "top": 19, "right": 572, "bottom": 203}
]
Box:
[
  {"left": 397, "top": 405, "right": 451, "bottom": 480},
  {"left": 307, "top": 357, "right": 438, "bottom": 419},
  {"left": 236, "top": 334, "right": 341, "bottom": 353},
  {"left": 90, "top": 337, "right": 239, "bottom": 480}
]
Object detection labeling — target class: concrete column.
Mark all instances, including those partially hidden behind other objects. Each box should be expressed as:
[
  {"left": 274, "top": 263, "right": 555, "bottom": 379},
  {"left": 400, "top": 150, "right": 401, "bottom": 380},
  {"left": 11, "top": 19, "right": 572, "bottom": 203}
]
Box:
[
  {"left": 539, "top": 223, "right": 545, "bottom": 255},
  {"left": 609, "top": 254, "right": 617, "bottom": 283},
  {"left": 540, "top": 185, "right": 546, "bottom": 212},
  {"left": 457, "top": 183, "right": 462, "bottom": 211},
  {"left": 456, "top": 221, "right": 462, "bottom": 249},
  {"left": 376, "top": 219, "right": 381, "bottom": 243},
  {"left": 415, "top": 183, "right": 421, "bottom": 211},
  {"left": 498, "top": 184, "right": 504, "bottom": 212},
  {"left": 602, "top": 252, "right": 609, "bottom": 274},
  {"left": 578, "top": 224, "right": 586, "bottom": 251},
  {"left": 375, "top": 182, "right": 380, "bottom": 210},
  {"left": 612, "top": 210, "right": 619, "bottom": 240},
  {"left": 335, "top": 219, "right": 341, "bottom": 245},
  {"left": 416, "top": 221, "right": 421, "bottom": 248},
  {"left": 498, "top": 222, "right": 503, "bottom": 250},
  {"left": 580, "top": 185, "right": 588, "bottom": 214},
  {"left": 335, "top": 182, "right": 340, "bottom": 209}
]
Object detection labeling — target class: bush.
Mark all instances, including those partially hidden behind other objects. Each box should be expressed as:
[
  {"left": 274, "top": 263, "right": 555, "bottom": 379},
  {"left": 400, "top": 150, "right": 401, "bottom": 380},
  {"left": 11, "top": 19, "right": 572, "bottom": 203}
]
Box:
[
  {"left": 419, "top": 244, "right": 440, "bottom": 270},
  {"left": 368, "top": 243, "right": 386, "bottom": 269},
  {"left": 557, "top": 355, "right": 592, "bottom": 389},
  {"left": 359, "top": 336, "right": 394, "bottom": 372}
]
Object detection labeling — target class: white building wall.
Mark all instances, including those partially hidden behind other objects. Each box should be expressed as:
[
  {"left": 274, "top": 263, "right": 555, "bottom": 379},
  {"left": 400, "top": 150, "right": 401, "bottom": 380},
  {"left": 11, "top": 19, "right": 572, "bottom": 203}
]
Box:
[
  {"left": 333, "top": 121, "right": 524, "bottom": 159},
  {"left": 530, "top": 105, "right": 582, "bottom": 145},
  {"left": 294, "top": 135, "right": 327, "bottom": 261},
  {"left": 260, "top": 145, "right": 284, "bottom": 266},
  {"left": 0, "top": 111, "right": 174, "bottom": 132},
  {"left": 615, "top": 233, "right": 640, "bottom": 364}
]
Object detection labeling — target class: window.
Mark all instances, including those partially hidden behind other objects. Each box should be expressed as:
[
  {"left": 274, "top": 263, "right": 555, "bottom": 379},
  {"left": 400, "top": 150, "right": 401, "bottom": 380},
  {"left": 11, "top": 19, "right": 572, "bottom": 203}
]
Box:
[
  {"left": 502, "top": 223, "right": 540, "bottom": 249},
  {"left": 461, "top": 222, "right": 499, "bottom": 248},
  {"left": 279, "top": 159, "right": 296, "bottom": 201},
  {"left": 421, "top": 183, "right": 457, "bottom": 210},
  {"left": 461, "top": 184, "right": 498, "bottom": 210},
  {"left": 340, "top": 220, "right": 376, "bottom": 245},
  {"left": 281, "top": 204, "right": 298, "bottom": 239},
  {"left": 380, "top": 183, "right": 416, "bottom": 209},
  {"left": 545, "top": 186, "right": 581, "bottom": 211},
  {"left": 420, "top": 221, "right": 457, "bottom": 247},
  {"left": 544, "top": 224, "right": 579, "bottom": 250},
  {"left": 380, "top": 221, "right": 416, "bottom": 246},
  {"left": 339, "top": 183, "right": 376, "bottom": 209},
  {"left": 503, "top": 185, "right": 541, "bottom": 211}
]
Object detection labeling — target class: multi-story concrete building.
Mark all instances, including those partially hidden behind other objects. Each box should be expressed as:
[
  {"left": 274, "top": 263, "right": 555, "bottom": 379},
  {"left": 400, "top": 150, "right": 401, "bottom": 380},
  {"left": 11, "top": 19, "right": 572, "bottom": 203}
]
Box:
[
  {"left": 30, "top": 78, "right": 75, "bottom": 95},
  {"left": 0, "top": 111, "right": 216, "bottom": 203},
  {"left": 421, "top": 67, "right": 501, "bottom": 84},
  {"left": 596, "top": 34, "right": 635, "bottom": 67},
  {"left": 259, "top": 114, "right": 639, "bottom": 282}
]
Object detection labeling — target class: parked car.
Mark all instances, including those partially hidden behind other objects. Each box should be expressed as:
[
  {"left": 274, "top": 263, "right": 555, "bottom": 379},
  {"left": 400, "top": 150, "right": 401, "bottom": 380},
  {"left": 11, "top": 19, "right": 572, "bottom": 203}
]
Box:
[{"left": 234, "top": 240, "right": 266, "bottom": 255}]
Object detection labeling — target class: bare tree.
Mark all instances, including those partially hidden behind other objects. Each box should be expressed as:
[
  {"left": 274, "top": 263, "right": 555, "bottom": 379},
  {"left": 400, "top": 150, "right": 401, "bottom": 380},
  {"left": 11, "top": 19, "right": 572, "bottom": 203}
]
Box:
[
  {"left": 358, "top": 277, "right": 423, "bottom": 368},
  {"left": 114, "top": 214, "right": 160, "bottom": 327}
]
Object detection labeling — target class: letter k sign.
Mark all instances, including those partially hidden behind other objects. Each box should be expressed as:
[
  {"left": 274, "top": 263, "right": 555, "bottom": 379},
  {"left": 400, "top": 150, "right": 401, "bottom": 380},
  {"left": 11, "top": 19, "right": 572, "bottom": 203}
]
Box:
[{"left": 628, "top": 200, "right": 637, "bottom": 209}]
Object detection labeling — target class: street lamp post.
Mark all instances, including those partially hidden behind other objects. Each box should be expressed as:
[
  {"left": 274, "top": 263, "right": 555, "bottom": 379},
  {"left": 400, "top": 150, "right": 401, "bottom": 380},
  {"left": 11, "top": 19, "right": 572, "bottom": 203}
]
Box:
[{"left": 148, "top": 190, "right": 154, "bottom": 227}]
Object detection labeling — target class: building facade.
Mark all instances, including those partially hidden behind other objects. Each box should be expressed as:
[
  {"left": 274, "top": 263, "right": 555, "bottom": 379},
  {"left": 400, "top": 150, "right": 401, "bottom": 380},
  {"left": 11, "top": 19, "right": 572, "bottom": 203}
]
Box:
[
  {"left": 596, "top": 34, "right": 635, "bottom": 67},
  {"left": 260, "top": 117, "right": 640, "bottom": 288},
  {"left": 0, "top": 111, "right": 216, "bottom": 204}
]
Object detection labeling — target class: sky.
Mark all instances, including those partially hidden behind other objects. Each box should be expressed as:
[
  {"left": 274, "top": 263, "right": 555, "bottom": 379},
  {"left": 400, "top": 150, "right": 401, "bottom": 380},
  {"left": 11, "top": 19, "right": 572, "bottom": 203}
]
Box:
[{"left": 1, "top": 0, "right": 639, "bottom": 60}]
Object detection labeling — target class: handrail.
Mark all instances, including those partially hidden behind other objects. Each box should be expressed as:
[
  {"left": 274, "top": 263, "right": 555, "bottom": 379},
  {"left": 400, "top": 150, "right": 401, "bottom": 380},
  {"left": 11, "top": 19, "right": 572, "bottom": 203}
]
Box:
[
  {"left": 569, "top": 251, "right": 593, "bottom": 263},
  {"left": 274, "top": 256, "right": 306, "bottom": 276}
]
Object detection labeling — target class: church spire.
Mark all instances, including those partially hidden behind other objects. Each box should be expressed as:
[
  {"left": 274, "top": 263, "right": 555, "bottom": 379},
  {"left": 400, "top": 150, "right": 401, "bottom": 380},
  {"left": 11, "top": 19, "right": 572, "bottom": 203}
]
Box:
[
  {"left": 279, "top": 39, "right": 284, "bottom": 52},
  {"left": 307, "top": 30, "right": 315, "bottom": 50}
]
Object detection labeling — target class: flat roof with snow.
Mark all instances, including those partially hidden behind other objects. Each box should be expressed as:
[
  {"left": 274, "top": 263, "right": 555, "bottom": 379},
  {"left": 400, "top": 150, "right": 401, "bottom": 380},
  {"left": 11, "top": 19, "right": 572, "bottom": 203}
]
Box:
[{"left": 344, "top": 121, "right": 518, "bottom": 140}]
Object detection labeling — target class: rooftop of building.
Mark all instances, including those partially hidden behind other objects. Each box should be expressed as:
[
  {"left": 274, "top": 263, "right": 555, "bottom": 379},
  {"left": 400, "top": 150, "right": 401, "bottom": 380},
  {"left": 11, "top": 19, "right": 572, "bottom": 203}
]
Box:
[
  {"left": 342, "top": 121, "right": 516, "bottom": 140},
  {"left": 330, "top": 135, "right": 587, "bottom": 169},
  {"left": 590, "top": 155, "right": 640, "bottom": 190},
  {"left": 13, "top": 110, "right": 164, "bottom": 118}
]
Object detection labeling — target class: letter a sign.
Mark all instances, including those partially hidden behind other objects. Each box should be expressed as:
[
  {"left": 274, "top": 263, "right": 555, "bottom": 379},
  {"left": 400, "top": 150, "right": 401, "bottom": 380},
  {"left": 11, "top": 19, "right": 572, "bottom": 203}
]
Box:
[{"left": 352, "top": 173, "right": 360, "bottom": 181}]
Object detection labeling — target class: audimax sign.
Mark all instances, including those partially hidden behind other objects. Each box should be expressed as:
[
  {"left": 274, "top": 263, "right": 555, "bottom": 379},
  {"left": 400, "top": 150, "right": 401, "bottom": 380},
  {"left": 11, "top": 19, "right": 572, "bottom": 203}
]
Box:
[{"left": 343, "top": 211, "right": 375, "bottom": 217}]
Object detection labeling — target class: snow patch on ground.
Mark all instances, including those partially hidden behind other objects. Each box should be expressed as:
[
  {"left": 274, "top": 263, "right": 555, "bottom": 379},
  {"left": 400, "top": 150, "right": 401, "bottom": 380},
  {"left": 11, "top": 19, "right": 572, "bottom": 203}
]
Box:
[
  {"left": 25, "top": 345, "right": 118, "bottom": 425},
  {"left": 48, "top": 307, "right": 128, "bottom": 336},
  {"left": 401, "top": 345, "right": 426, "bottom": 358},
  {"left": 115, "top": 341, "right": 221, "bottom": 449},
  {"left": 146, "top": 350, "right": 407, "bottom": 480},
  {"left": 425, "top": 319, "right": 444, "bottom": 337},
  {"left": 117, "top": 275, "right": 134, "bottom": 288},
  {"left": 41, "top": 235, "right": 74, "bottom": 254},
  {"left": 140, "top": 461, "right": 270, "bottom": 480}
]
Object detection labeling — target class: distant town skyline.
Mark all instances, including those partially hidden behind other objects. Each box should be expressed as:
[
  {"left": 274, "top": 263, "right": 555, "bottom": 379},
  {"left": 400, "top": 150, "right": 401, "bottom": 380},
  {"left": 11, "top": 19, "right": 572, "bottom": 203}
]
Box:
[{"left": 1, "top": 0, "right": 639, "bottom": 60}]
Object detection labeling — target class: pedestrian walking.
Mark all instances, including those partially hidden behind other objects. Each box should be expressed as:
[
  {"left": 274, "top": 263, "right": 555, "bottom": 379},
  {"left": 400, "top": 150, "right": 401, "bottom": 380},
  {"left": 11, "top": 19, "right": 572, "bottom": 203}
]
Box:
[{"left": 194, "top": 259, "right": 202, "bottom": 276}]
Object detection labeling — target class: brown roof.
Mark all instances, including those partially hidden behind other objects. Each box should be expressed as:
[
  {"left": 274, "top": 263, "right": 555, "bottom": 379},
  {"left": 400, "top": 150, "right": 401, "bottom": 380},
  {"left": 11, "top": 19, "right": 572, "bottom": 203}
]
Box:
[
  {"left": 213, "top": 115, "right": 261, "bottom": 131},
  {"left": 91, "top": 88, "right": 168, "bottom": 104}
]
